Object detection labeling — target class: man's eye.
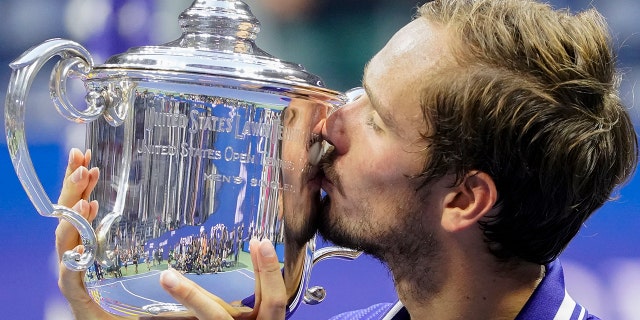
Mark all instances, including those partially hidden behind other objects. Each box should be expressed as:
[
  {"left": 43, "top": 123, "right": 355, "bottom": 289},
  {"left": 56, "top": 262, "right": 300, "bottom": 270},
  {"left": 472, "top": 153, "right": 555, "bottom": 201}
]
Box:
[{"left": 366, "top": 114, "right": 383, "bottom": 133}]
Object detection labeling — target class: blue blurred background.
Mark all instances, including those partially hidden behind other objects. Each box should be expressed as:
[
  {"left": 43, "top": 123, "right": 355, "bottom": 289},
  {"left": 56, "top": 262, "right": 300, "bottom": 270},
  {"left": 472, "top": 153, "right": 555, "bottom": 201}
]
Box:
[{"left": 0, "top": 0, "right": 638, "bottom": 319}]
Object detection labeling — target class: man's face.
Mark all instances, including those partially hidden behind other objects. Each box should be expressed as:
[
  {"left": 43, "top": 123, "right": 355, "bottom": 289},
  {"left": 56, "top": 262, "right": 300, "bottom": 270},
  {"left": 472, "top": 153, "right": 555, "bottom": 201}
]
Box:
[{"left": 319, "top": 18, "right": 452, "bottom": 260}]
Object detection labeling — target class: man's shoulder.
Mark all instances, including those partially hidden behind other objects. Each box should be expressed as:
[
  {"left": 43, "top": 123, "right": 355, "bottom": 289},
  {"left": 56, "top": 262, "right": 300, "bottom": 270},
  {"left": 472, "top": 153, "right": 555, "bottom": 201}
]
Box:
[
  {"left": 328, "top": 259, "right": 602, "bottom": 320},
  {"left": 517, "top": 259, "right": 600, "bottom": 320}
]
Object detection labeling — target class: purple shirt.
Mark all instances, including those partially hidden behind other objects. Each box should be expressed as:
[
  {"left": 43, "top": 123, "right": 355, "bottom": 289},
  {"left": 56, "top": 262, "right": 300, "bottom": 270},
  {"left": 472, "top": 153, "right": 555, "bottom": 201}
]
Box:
[{"left": 329, "top": 259, "right": 599, "bottom": 320}]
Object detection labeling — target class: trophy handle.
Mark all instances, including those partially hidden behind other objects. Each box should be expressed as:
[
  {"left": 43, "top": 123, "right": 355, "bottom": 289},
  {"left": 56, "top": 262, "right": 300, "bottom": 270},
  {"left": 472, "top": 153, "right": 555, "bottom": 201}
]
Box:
[
  {"left": 303, "top": 246, "right": 361, "bottom": 305},
  {"left": 285, "top": 243, "right": 361, "bottom": 313},
  {"left": 4, "top": 39, "right": 103, "bottom": 270}
]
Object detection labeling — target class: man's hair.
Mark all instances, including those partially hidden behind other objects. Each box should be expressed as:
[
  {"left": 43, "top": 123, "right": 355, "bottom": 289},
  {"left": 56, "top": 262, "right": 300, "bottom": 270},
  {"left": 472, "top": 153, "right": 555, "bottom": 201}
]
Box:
[{"left": 415, "top": 0, "right": 638, "bottom": 264}]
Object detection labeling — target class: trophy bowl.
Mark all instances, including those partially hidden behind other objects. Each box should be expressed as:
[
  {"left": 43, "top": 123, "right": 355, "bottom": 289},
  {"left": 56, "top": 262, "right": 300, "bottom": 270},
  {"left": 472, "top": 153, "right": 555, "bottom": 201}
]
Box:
[{"left": 5, "top": 0, "right": 358, "bottom": 317}]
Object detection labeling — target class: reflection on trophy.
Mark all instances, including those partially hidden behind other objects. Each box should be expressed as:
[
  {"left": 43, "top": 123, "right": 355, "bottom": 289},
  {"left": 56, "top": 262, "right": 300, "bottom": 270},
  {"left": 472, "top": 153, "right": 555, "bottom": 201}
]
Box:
[{"left": 5, "top": 0, "right": 359, "bottom": 317}]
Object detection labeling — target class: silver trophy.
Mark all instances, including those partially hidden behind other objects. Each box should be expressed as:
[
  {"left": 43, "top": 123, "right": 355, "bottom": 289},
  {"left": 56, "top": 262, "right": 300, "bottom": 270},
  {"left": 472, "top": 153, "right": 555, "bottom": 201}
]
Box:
[{"left": 5, "top": 0, "right": 359, "bottom": 317}]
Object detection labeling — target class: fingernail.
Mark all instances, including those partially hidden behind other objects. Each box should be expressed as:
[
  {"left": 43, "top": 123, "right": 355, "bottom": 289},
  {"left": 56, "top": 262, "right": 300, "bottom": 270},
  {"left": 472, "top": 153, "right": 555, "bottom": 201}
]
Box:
[
  {"left": 160, "top": 270, "right": 179, "bottom": 289},
  {"left": 89, "top": 167, "right": 100, "bottom": 176},
  {"left": 72, "top": 200, "right": 86, "bottom": 212},
  {"left": 70, "top": 167, "right": 84, "bottom": 184},
  {"left": 68, "top": 149, "right": 76, "bottom": 164},
  {"left": 259, "top": 239, "right": 276, "bottom": 258}
]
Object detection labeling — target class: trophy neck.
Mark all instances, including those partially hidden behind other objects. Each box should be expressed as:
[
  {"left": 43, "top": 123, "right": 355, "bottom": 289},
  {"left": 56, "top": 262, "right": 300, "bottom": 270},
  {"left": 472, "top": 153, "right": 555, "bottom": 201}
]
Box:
[
  {"left": 97, "top": 0, "right": 334, "bottom": 92},
  {"left": 167, "top": 0, "right": 261, "bottom": 53}
]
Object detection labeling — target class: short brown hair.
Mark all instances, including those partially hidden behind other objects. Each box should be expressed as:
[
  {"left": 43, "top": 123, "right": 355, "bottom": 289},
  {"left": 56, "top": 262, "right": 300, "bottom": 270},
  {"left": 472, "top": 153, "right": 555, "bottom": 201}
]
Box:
[{"left": 415, "top": 0, "right": 638, "bottom": 264}]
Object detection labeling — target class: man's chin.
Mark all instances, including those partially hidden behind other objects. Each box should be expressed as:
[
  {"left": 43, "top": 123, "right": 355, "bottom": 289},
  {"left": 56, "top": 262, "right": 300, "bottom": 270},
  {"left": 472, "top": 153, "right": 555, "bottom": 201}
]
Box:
[{"left": 316, "top": 197, "right": 356, "bottom": 249}]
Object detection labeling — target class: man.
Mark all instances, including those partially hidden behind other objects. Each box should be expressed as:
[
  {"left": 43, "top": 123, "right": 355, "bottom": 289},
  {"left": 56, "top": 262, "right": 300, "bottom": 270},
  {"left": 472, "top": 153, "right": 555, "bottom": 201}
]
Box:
[
  {"left": 315, "top": 0, "right": 637, "bottom": 318},
  {"left": 56, "top": 0, "right": 637, "bottom": 319}
]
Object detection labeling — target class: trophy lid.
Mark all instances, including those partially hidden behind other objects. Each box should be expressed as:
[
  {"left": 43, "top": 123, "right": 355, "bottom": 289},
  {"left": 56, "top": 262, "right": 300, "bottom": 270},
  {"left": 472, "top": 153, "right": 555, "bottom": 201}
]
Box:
[{"left": 95, "top": 0, "right": 327, "bottom": 89}]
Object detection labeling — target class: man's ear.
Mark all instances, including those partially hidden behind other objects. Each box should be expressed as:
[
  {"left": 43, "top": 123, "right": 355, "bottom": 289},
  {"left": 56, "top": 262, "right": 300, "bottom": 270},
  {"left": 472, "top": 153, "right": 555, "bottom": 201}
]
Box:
[{"left": 441, "top": 171, "right": 497, "bottom": 232}]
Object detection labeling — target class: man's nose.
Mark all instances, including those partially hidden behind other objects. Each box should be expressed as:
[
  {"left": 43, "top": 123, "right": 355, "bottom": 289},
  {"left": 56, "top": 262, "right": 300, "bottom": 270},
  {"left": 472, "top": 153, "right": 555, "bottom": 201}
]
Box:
[{"left": 321, "top": 106, "right": 349, "bottom": 155}]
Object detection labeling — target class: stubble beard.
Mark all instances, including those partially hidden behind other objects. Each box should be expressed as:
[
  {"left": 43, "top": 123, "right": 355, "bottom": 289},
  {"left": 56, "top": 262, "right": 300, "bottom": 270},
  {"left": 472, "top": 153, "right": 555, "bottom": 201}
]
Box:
[{"left": 317, "top": 183, "right": 444, "bottom": 299}]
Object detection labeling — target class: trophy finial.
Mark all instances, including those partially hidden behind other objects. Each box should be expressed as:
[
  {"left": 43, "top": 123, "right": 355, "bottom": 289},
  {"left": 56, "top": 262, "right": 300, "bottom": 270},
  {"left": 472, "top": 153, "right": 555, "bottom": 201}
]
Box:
[
  {"left": 172, "top": 0, "right": 261, "bottom": 53},
  {"left": 101, "top": 0, "right": 327, "bottom": 88}
]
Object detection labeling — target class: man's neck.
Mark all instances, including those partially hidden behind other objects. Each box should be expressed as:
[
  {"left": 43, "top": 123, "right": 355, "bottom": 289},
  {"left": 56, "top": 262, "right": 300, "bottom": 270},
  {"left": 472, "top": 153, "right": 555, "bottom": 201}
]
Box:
[{"left": 388, "top": 253, "right": 545, "bottom": 319}]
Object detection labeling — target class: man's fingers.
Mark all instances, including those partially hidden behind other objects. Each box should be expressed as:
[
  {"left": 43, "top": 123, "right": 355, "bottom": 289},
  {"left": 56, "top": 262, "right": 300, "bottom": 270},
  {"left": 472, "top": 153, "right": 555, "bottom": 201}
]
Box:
[
  {"left": 63, "top": 148, "right": 84, "bottom": 178},
  {"left": 249, "top": 238, "right": 287, "bottom": 319},
  {"left": 160, "top": 269, "right": 238, "bottom": 320},
  {"left": 58, "top": 251, "right": 121, "bottom": 319},
  {"left": 59, "top": 148, "right": 99, "bottom": 208},
  {"left": 87, "top": 200, "right": 99, "bottom": 223},
  {"left": 255, "top": 239, "right": 287, "bottom": 320},
  {"left": 82, "top": 167, "right": 100, "bottom": 200},
  {"left": 58, "top": 245, "right": 88, "bottom": 300},
  {"left": 83, "top": 149, "right": 92, "bottom": 168},
  {"left": 55, "top": 150, "right": 118, "bottom": 319},
  {"left": 55, "top": 199, "right": 98, "bottom": 261},
  {"left": 249, "top": 238, "right": 262, "bottom": 310}
]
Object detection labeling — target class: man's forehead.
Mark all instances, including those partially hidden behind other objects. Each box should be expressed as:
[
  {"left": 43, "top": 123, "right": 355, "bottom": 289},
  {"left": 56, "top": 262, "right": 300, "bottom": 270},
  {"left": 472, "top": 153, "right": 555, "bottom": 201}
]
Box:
[
  {"left": 360, "top": 18, "right": 449, "bottom": 139},
  {"left": 365, "top": 19, "right": 448, "bottom": 82}
]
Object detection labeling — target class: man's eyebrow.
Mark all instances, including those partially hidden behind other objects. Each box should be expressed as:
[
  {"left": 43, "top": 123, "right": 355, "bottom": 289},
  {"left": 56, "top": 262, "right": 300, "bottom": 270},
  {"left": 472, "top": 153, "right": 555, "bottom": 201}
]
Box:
[{"left": 361, "top": 70, "right": 398, "bottom": 132}]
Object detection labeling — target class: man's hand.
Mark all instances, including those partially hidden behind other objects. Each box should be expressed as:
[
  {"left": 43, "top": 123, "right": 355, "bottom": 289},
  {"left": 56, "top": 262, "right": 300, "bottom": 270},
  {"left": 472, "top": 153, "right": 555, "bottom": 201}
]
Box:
[{"left": 55, "top": 148, "right": 116, "bottom": 319}]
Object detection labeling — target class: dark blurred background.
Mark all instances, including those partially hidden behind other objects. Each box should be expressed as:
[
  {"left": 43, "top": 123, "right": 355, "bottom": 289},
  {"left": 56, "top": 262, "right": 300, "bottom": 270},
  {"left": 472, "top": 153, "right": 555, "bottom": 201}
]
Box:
[{"left": 0, "top": 0, "right": 638, "bottom": 319}]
